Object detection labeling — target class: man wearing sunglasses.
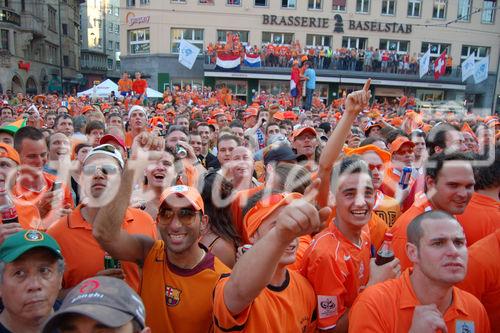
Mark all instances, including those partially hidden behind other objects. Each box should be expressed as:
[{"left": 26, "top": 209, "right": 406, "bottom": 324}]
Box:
[
  {"left": 93, "top": 169, "right": 230, "bottom": 333},
  {"left": 47, "top": 144, "right": 157, "bottom": 298}
]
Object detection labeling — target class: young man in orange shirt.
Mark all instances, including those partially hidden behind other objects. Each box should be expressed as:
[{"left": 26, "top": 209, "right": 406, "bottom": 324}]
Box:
[
  {"left": 118, "top": 72, "right": 133, "bottom": 97},
  {"left": 349, "top": 210, "right": 490, "bottom": 332},
  {"left": 457, "top": 146, "right": 499, "bottom": 245},
  {"left": 92, "top": 135, "right": 229, "bottom": 333},
  {"left": 125, "top": 105, "right": 148, "bottom": 148},
  {"left": 213, "top": 186, "right": 329, "bottom": 332},
  {"left": 47, "top": 144, "right": 157, "bottom": 294},
  {"left": 132, "top": 72, "right": 147, "bottom": 104},
  {"left": 457, "top": 229, "right": 499, "bottom": 331},
  {"left": 390, "top": 152, "right": 475, "bottom": 270}
]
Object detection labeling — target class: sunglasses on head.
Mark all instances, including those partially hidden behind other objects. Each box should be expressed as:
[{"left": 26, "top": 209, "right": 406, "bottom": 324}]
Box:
[{"left": 82, "top": 164, "right": 119, "bottom": 176}]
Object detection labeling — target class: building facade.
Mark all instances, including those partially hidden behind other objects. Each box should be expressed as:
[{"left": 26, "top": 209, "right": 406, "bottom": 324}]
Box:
[
  {"left": 80, "top": 0, "right": 121, "bottom": 89},
  {"left": 120, "top": 0, "right": 500, "bottom": 112},
  {"left": 0, "top": 0, "right": 83, "bottom": 94}
]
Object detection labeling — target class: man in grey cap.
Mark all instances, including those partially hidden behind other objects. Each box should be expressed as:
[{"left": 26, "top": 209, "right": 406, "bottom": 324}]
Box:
[
  {"left": 42, "top": 276, "right": 150, "bottom": 333},
  {"left": 0, "top": 230, "right": 64, "bottom": 333}
]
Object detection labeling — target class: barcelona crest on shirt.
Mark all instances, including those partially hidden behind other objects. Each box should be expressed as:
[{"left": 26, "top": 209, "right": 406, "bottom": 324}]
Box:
[{"left": 165, "top": 285, "right": 182, "bottom": 307}]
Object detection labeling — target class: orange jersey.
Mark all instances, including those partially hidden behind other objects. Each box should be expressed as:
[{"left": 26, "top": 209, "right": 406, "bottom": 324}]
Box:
[
  {"left": 456, "top": 192, "right": 500, "bottom": 246},
  {"left": 132, "top": 79, "right": 147, "bottom": 95},
  {"left": 213, "top": 270, "right": 317, "bottom": 333},
  {"left": 457, "top": 229, "right": 499, "bottom": 330},
  {"left": 349, "top": 269, "right": 491, "bottom": 332},
  {"left": 118, "top": 78, "right": 133, "bottom": 92},
  {"left": 373, "top": 190, "right": 402, "bottom": 228},
  {"left": 140, "top": 240, "right": 230, "bottom": 333},
  {"left": 47, "top": 205, "right": 157, "bottom": 292},
  {"left": 300, "top": 222, "right": 371, "bottom": 330},
  {"left": 390, "top": 193, "right": 433, "bottom": 271}
]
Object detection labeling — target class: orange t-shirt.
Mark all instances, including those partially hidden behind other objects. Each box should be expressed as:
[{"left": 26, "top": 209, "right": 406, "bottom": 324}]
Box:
[
  {"left": 11, "top": 172, "right": 74, "bottom": 230},
  {"left": 349, "top": 269, "right": 491, "bottom": 332},
  {"left": 457, "top": 229, "right": 500, "bottom": 330},
  {"left": 213, "top": 270, "right": 317, "bottom": 333},
  {"left": 47, "top": 205, "right": 157, "bottom": 292},
  {"left": 118, "top": 78, "right": 133, "bottom": 93},
  {"left": 132, "top": 79, "right": 147, "bottom": 95},
  {"left": 140, "top": 240, "right": 230, "bottom": 333},
  {"left": 390, "top": 193, "right": 433, "bottom": 271},
  {"left": 300, "top": 222, "right": 371, "bottom": 330},
  {"left": 456, "top": 192, "right": 500, "bottom": 246}
]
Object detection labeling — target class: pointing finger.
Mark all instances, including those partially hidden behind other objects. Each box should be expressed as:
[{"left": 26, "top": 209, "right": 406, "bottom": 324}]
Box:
[{"left": 363, "top": 78, "right": 372, "bottom": 92}]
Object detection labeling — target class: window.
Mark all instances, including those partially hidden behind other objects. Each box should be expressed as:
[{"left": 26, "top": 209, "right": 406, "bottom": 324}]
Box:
[
  {"left": 47, "top": 43, "right": 58, "bottom": 65},
  {"left": 482, "top": 1, "right": 495, "bottom": 23},
  {"left": 173, "top": 78, "right": 204, "bottom": 91},
  {"left": 407, "top": 0, "right": 421, "bottom": 17},
  {"left": 332, "top": 0, "right": 346, "bottom": 11},
  {"left": 108, "top": 22, "right": 114, "bottom": 33},
  {"left": 356, "top": 0, "right": 370, "bottom": 13},
  {"left": 108, "top": 40, "right": 113, "bottom": 50},
  {"left": 461, "top": 45, "right": 490, "bottom": 60},
  {"left": 48, "top": 6, "right": 57, "bottom": 31},
  {"left": 199, "top": 0, "right": 215, "bottom": 3},
  {"left": 433, "top": 0, "right": 447, "bottom": 19},
  {"left": 0, "top": 29, "right": 8, "bottom": 50},
  {"left": 342, "top": 36, "right": 367, "bottom": 49},
  {"left": 308, "top": 0, "right": 322, "bottom": 10},
  {"left": 116, "top": 60, "right": 121, "bottom": 70},
  {"left": 306, "top": 34, "right": 332, "bottom": 47},
  {"left": 107, "top": 58, "right": 113, "bottom": 70},
  {"left": 381, "top": 0, "right": 395, "bottom": 15},
  {"left": 262, "top": 32, "right": 294, "bottom": 44},
  {"left": 116, "top": 42, "right": 120, "bottom": 51},
  {"left": 115, "top": 24, "right": 119, "bottom": 34},
  {"left": 126, "top": 0, "right": 135, "bottom": 6},
  {"left": 129, "top": 28, "right": 150, "bottom": 54},
  {"left": 62, "top": 23, "right": 68, "bottom": 35},
  {"left": 94, "top": 19, "right": 102, "bottom": 28},
  {"left": 171, "top": 0, "right": 187, "bottom": 3},
  {"left": 259, "top": 80, "right": 290, "bottom": 96},
  {"left": 379, "top": 39, "right": 409, "bottom": 53},
  {"left": 107, "top": 5, "right": 113, "bottom": 14},
  {"left": 457, "top": 0, "right": 472, "bottom": 21},
  {"left": 114, "top": 6, "right": 119, "bottom": 15},
  {"left": 227, "top": 0, "right": 241, "bottom": 5},
  {"left": 281, "top": 0, "right": 296, "bottom": 9},
  {"left": 421, "top": 42, "right": 451, "bottom": 60},
  {"left": 63, "top": 55, "right": 69, "bottom": 66},
  {"left": 97, "top": 38, "right": 102, "bottom": 47},
  {"left": 171, "top": 28, "right": 204, "bottom": 53},
  {"left": 217, "top": 30, "right": 249, "bottom": 45},
  {"left": 140, "top": 0, "right": 150, "bottom": 4},
  {"left": 254, "top": 0, "right": 267, "bottom": 6}
]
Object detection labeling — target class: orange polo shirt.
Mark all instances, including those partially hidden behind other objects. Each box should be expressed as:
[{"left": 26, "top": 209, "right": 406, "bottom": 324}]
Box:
[
  {"left": 213, "top": 270, "right": 317, "bottom": 333},
  {"left": 140, "top": 240, "right": 230, "bottom": 333},
  {"left": 47, "top": 205, "right": 157, "bottom": 292},
  {"left": 457, "top": 229, "right": 500, "bottom": 331},
  {"left": 390, "top": 193, "right": 433, "bottom": 271},
  {"left": 300, "top": 222, "right": 371, "bottom": 330},
  {"left": 456, "top": 192, "right": 500, "bottom": 246},
  {"left": 11, "top": 172, "right": 74, "bottom": 230},
  {"left": 349, "top": 269, "right": 491, "bottom": 332}
]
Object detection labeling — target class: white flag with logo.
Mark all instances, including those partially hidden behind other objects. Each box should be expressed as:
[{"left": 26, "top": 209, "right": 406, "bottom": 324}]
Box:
[
  {"left": 178, "top": 39, "right": 200, "bottom": 70},
  {"left": 473, "top": 56, "right": 489, "bottom": 84},
  {"left": 461, "top": 54, "right": 475, "bottom": 82},
  {"left": 419, "top": 49, "right": 431, "bottom": 78}
]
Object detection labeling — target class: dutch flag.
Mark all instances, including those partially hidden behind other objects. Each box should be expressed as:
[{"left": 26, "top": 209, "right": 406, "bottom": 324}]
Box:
[
  {"left": 215, "top": 53, "right": 241, "bottom": 71},
  {"left": 244, "top": 53, "right": 261, "bottom": 67}
]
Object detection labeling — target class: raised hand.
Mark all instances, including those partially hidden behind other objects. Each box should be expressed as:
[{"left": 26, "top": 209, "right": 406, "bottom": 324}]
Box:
[{"left": 345, "top": 78, "right": 372, "bottom": 117}]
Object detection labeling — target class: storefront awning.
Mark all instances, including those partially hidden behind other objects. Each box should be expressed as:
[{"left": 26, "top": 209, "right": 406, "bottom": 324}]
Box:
[{"left": 375, "top": 87, "right": 405, "bottom": 97}]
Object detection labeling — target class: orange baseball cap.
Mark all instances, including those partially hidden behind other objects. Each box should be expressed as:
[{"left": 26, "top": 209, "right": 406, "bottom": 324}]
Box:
[
  {"left": 244, "top": 107, "right": 258, "bottom": 119},
  {"left": 273, "top": 112, "right": 285, "bottom": 121},
  {"left": 292, "top": 127, "right": 317, "bottom": 139},
  {"left": 283, "top": 111, "right": 297, "bottom": 120},
  {"left": 390, "top": 136, "right": 415, "bottom": 154},
  {"left": 242, "top": 192, "right": 302, "bottom": 242},
  {"left": 344, "top": 144, "right": 390, "bottom": 164},
  {"left": 159, "top": 185, "right": 204, "bottom": 213},
  {"left": 82, "top": 105, "right": 94, "bottom": 114},
  {"left": 0, "top": 142, "right": 20, "bottom": 164}
]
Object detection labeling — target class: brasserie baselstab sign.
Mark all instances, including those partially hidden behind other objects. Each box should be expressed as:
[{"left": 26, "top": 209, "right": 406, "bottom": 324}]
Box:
[{"left": 262, "top": 14, "right": 412, "bottom": 34}]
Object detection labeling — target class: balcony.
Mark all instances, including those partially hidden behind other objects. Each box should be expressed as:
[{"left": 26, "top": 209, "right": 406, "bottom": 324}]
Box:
[{"left": 20, "top": 13, "right": 45, "bottom": 38}]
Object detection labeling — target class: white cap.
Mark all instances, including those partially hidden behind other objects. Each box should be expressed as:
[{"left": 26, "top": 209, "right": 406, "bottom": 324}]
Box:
[
  {"left": 83, "top": 144, "right": 125, "bottom": 170},
  {"left": 128, "top": 105, "right": 147, "bottom": 119}
]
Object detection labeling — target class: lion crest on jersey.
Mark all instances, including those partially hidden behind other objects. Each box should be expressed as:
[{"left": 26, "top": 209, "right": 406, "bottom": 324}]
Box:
[{"left": 165, "top": 285, "right": 182, "bottom": 307}]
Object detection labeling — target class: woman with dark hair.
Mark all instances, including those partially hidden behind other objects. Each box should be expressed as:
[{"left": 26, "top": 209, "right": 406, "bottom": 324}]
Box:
[{"left": 200, "top": 170, "right": 240, "bottom": 268}]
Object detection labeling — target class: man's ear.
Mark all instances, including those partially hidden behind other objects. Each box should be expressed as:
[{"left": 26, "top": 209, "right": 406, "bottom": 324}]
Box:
[
  {"left": 406, "top": 242, "right": 419, "bottom": 264},
  {"left": 200, "top": 214, "right": 209, "bottom": 232}
]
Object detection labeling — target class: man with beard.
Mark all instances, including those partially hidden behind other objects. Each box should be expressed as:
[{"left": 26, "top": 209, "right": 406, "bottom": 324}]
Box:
[
  {"left": 390, "top": 152, "right": 475, "bottom": 270},
  {"left": 93, "top": 160, "right": 230, "bottom": 332},
  {"left": 47, "top": 144, "right": 157, "bottom": 295},
  {"left": 349, "top": 211, "right": 490, "bottom": 332},
  {"left": 0, "top": 229, "right": 64, "bottom": 333}
]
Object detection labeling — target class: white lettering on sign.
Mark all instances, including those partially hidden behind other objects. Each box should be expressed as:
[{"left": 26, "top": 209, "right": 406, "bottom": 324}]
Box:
[{"left": 126, "top": 12, "right": 150, "bottom": 27}]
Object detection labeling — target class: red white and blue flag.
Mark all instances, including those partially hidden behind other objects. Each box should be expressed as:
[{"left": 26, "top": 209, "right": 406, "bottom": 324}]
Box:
[
  {"left": 244, "top": 53, "right": 261, "bottom": 67},
  {"left": 215, "top": 53, "right": 241, "bottom": 71}
]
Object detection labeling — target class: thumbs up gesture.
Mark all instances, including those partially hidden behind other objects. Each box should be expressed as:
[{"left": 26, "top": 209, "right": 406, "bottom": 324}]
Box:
[{"left": 345, "top": 79, "right": 371, "bottom": 116}]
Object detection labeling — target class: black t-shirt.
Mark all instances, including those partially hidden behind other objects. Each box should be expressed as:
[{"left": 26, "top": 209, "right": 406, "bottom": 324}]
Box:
[{"left": 0, "top": 322, "right": 12, "bottom": 333}]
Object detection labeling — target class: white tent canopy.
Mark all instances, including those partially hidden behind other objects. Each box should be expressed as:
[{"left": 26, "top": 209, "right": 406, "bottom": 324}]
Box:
[{"left": 77, "top": 79, "right": 164, "bottom": 98}]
